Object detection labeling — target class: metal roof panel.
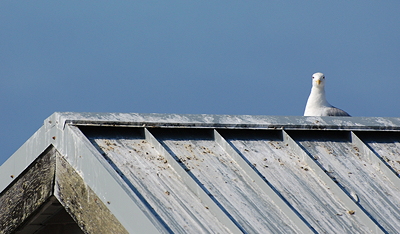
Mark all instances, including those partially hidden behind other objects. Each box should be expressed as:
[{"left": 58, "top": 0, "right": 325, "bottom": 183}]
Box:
[
  {"left": 2, "top": 112, "right": 400, "bottom": 233},
  {"left": 294, "top": 131, "right": 400, "bottom": 233},
  {"left": 222, "top": 130, "right": 370, "bottom": 233}
]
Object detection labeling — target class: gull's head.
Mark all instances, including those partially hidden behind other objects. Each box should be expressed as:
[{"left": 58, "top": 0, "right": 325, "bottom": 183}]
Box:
[{"left": 312, "top": 72, "right": 325, "bottom": 88}]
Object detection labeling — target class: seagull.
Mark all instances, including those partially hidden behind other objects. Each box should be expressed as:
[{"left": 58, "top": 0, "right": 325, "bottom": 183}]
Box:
[{"left": 304, "top": 72, "right": 351, "bottom": 116}]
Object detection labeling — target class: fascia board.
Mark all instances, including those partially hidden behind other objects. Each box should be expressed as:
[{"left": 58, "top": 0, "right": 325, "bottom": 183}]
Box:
[{"left": 0, "top": 123, "right": 55, "bottom": 193}]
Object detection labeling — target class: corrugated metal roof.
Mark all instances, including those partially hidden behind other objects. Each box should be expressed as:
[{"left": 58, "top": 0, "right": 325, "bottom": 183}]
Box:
[{"left": 1, "top": 112, "right": 400, "bottom": 233}]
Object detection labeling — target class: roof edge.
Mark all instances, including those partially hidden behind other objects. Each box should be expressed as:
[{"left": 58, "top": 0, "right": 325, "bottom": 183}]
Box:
[{"left": 48, "top": 112, "right": 400, "bottom": 131}]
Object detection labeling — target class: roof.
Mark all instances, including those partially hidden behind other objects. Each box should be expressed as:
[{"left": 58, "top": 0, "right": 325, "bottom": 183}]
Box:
[{"left": 1, "top": 112, "right": 400, "bottom": 233}]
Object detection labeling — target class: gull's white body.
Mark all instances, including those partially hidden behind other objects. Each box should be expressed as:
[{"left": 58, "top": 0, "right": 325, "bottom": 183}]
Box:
[{"left": 304, "top": 72, "right": 350, "bottom": 116}]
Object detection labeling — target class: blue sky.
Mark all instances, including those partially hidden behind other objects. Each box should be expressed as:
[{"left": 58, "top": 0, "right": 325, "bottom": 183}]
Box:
[{"left": 1, "top": 2, "right": 399, "bottom": 165}]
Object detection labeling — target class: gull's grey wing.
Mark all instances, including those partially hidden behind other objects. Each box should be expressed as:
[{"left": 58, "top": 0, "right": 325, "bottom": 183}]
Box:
[{"left": 325, "top": 107, "right": 351, "bottom": 116}]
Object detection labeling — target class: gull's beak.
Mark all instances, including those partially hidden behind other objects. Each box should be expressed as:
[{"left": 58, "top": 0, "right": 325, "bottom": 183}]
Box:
[{"left": 316, "top": 80, "right": 321, "bottom": 85}]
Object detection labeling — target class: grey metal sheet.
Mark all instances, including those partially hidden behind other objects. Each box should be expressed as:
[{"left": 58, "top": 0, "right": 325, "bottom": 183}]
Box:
[
  {"left": 150, "top": 128, "right": 302, "bottom": 234},
  {"left": 4, "top": 112, "right": 400, "bottom": 234},
  {"left": 356, "top": 131, "right": 400, "bottom": 176},
  {"left": 220, "top": 129, "right": 371, "bottom": 233},
  {"left": 58, "top": 125, "right": 162, "bottom": 234},
  {"left": 292, "top": 131, "right": 400, "bottom": 233},
  {"left": 84, "top": 128, "right": 231, "bottom": 233},
  {"left": 214, "top": 130, "right": 314, "bottom": 234}
]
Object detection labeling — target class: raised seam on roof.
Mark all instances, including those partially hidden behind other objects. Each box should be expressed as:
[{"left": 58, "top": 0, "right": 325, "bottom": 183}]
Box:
[
  {"left": 282, "top": 130, "right": 386, "bottom": 234},
  {"left": 351, "top": 131, "right": 400, "bottom": 183},
  {"left": 144, "top": 128, "right": 244, "bottom": 234},
  {"left": 214, "top": 129, "right": 316, "bottom": 233}
]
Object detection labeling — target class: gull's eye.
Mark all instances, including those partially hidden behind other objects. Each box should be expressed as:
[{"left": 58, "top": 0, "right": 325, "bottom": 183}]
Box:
[
  {"left": 322, "top": 76, "right": 325, "bottom": 79},
  {"left": 312, "top": 76, "right": 314, "bottom": 79}
]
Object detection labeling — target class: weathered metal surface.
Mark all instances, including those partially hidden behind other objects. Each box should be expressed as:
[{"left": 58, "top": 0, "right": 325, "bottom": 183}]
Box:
[
  {"left": 59, "top": 125, "right": 163, "bottom": 234},
  {"left": 145, "top": 128, "right": 243, "bottom": 233},
  {"left": 0, "top": 147, "right": 56, "bottom": 234},
  {"left": 51, "top": 112, "right": 400, "bottom": 130},
  {"left": 214, "top": 129, "right": 315, "bottom": 233},
  {"left": 351, "top": 132, "right": 400, "bottom": 189},
  {"left": 283, "top": 131, "right": 385, "bottom": 234},
  {"left": 2, "top": 112, "right": 400, "bottom": 234},
  {"left": 293, "top": 131, "right": 400, "bottom": 233},
  {"left": 220, "top": 129, "right": 378, "bottom": 233},
  {"left": 355, "top": 131, "right": 400, "bottom": 176},
  {"left": 84, "top": 127, "right": 234, "bottom": 233},
  {"left": 150, "top": 128, "right": 303, "bottom": 233}
]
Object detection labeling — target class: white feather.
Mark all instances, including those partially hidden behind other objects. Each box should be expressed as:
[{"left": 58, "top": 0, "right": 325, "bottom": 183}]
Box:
[{"left": 304, "top": 72, "right": 350, "bottom": 116}]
